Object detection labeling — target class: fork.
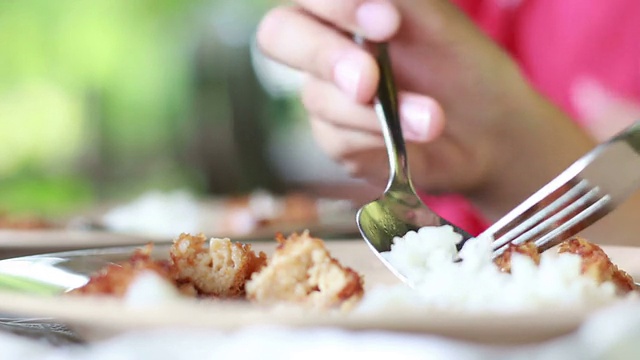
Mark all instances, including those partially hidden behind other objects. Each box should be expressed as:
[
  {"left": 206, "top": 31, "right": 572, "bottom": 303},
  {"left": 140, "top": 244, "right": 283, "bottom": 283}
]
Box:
[{"left": 474, "top": 121, "right": 640, "bottom": 258}]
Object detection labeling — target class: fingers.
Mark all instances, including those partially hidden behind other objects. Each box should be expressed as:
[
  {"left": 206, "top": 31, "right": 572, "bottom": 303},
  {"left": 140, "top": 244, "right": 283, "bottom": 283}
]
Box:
[
  {"left": 301, "top": 78, "right": 379, "bottom": 134},
  {"left": 258, "top": 6, "right": 379, "bottom": 102},
  {"left": 294, "top": 0, "right": 401, "bottom": 41},
  {"left": 302, "top": 78, "right": 445, "bottom": 142},
  {"left": 309, "top": 115, "right": 390, "bottom": 183},
  {"left": 309, "top": 113, "right": 384, "bottom": 161},
  {"left": 309, "top": 116, "right": 454, "bottom": 189}
]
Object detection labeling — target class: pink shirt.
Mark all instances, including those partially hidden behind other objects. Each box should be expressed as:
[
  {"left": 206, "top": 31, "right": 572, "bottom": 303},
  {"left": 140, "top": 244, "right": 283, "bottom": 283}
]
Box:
[{"left": 421, "top": 0, "right": 640, "bottom": 235}]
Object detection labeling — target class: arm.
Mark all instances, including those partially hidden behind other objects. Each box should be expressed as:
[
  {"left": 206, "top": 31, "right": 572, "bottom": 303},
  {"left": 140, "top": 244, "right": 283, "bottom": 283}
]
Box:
[{"left": 257, "top": 0, "right": 638, "bottom": 245}]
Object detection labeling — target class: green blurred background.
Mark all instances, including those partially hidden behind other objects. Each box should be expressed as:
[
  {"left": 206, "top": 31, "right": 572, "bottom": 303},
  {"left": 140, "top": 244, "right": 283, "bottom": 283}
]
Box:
[{"left": 0, "top": 0, "right": 340, "bottom": 219}]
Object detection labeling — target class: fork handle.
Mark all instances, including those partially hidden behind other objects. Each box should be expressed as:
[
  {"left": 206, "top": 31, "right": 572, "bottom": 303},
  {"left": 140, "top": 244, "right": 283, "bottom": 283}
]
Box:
[{"left": 615, "top": 121, "right": 640, "bottom": 153}]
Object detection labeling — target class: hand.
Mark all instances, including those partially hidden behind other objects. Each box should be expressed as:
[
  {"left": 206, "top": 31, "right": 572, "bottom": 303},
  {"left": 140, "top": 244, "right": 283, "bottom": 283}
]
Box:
[{"left": 257, "top": 0, "right": 595, "bottom": 220}]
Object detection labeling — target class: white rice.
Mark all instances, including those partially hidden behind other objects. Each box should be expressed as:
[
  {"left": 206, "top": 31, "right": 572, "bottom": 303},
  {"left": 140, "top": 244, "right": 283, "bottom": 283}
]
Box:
[{"left": 357, "top": 225, "right": 626, "bottom": 313}]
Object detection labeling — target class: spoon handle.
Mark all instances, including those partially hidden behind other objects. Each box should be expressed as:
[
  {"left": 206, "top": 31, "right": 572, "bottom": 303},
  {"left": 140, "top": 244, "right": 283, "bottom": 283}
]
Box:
[{"left": 364, "top": 41, "right": 413, "bottom": 191}]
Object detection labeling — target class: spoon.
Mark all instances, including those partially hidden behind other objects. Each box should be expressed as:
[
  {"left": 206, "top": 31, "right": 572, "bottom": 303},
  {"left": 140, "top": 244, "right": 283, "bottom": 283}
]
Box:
[{"left": 355, "top": 41, "right": 472, "bottom": 280}]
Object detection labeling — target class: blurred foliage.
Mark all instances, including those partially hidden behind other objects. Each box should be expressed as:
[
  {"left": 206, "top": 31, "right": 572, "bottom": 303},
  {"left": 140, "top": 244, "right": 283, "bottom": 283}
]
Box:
[
  {"left": 0, "top": 170, "right": 93, "bottom": 217},
  {"left": 0, "top": 0, "right": 283, "bottom": 218}
]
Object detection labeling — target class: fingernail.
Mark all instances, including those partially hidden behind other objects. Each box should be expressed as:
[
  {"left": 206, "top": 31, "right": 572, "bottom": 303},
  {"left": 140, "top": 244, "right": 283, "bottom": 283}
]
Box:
[
  {"left": 334, "top": 54, "right": 363, "bottom": 99},
  {"left": 356, "top": 2, "right": 400, "bottom": 41},
  {"left": 401, "top": 99, "right": 432, "bottom": 141}
]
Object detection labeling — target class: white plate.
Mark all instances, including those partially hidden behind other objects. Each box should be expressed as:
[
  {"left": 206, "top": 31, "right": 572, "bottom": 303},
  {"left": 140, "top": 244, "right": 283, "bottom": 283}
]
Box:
[
  {"left": 0, "top": 230, "right": 149, "bottom": 250},
  {"left": 86, "top": 192, "right": 359, "bottom": 242},
  {"left": 0, "top": 221, "right": 358, "bottom": 259},
  {"left": 0, "top": 193, "right": 359, "bottom": 258},
  {"left": 0, "top": 240, "right": 637, "bottom": 345},
  {"left": 0, "top": 230, "right": 156, "bottom": 259}
]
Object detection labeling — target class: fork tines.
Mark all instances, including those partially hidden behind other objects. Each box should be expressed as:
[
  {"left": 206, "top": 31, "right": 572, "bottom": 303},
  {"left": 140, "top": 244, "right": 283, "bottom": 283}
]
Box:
[
  {"left": 481, "top": 121, "right": 640, "bottom": 258},
  {"left": 490, "top": 177, "right": 611, "bottom": 257}
]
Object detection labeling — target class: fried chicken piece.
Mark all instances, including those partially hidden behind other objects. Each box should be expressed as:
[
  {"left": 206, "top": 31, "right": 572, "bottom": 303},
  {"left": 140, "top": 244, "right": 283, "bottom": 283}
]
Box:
[
  {"left": 276, "top": 193, "right": 319, "bottom": 224},
  {"left": 494, "top": 236, "right": 635, "bottom": 294},
  {"left": 494, "top": 242, "right": 540, "bottom": 273},
  {"left": 245, "top": 231, "right": 364, "bottom": 310},
  {"left": 221, "top": 192, "right": 320, "bottom": 234},
  {"left": 70, "top": 243, "right": 172, "bottom": 297},
  {"left": 558, "top": 237, "right": 636, "bottom": 294},
  {"left": 0, "top": 212, "right": 53, "bottom": 229},
  {"left": 170, "top": 233, "right": 267, "bottom": 298}
]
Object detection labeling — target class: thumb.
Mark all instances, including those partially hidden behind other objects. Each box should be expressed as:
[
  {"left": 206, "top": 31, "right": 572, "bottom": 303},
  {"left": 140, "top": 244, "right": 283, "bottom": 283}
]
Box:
[{"left": 572, "top": 78, "right": 640, "bottom": 141}]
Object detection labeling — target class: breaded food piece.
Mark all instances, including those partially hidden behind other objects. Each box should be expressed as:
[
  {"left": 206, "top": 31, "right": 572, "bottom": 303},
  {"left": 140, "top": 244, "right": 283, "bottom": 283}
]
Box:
[
  {"left": 245, "top": 231, "right": 364, "bottom": 309},
  {"left": 494, "top": 242, "right": 540, "bottom": 273},
  {"left": 70, "top": 244, "right": 171, "bottom": 297},
  {"left": 221, "top": 192, "right": 319, "bottom": 235},
  {"left": 275, "top": 193, "right": 319, "bottom": 224},
  {"left": 494, "top": 237, "right": 635, "bottom": 295},
  {"left": 170, "top": 233, "right": 267, "bottom": 298},
  {"left": 558, "top": 237, "right": 636, "bottom": 294}
]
